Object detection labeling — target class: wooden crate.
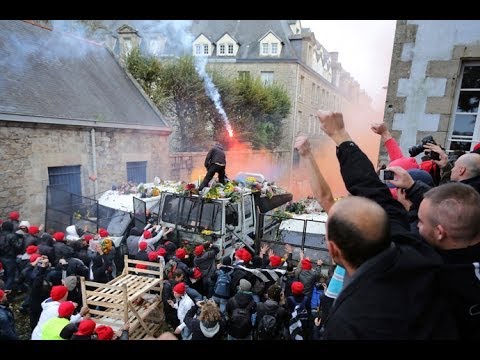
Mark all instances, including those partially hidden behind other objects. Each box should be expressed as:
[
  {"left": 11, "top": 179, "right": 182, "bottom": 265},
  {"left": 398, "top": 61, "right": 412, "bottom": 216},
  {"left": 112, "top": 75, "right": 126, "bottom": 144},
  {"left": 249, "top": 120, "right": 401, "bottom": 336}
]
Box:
[{"left": 80, "top": 255, "right": 164, "bottom": 339}]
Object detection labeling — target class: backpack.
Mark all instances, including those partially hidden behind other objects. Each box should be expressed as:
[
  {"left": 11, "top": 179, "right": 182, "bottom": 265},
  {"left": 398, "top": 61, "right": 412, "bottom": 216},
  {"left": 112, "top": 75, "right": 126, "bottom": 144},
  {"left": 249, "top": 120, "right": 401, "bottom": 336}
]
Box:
[
  {"left": 257, "top": 311, "right": 280, "bottom": 340},
  {"left": 214, "top": 269, "right": 231, "bottom": 298},
  {"left": 228, "top": 298, "right": 254, "bottom": 339},
  {"left": 164, "top": 259, "right": 177, "bottom": 280}
]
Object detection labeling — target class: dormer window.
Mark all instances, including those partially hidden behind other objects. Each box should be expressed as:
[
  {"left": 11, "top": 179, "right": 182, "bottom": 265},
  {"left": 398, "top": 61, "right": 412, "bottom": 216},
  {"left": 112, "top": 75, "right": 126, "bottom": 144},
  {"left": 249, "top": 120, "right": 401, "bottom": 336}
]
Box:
[
  {"left": 193, "top": 34, "right": 213, "bottom": 57},
  {"left": 216, "top": 33, "right": 239, "bottom": 57},
  {"left": 123, "top": 37, "right": 132, "bottom": 55},
  {"left": 259, "top": 31, "right": 282, "bottom": 57}
]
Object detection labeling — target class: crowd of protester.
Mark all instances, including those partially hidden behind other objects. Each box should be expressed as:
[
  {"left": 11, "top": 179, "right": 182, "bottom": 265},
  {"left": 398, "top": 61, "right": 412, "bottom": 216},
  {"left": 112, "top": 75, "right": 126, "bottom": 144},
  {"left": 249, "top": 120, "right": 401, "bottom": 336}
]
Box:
[{"left": 1, "top": 110, "right": 479, "bottom": 340}]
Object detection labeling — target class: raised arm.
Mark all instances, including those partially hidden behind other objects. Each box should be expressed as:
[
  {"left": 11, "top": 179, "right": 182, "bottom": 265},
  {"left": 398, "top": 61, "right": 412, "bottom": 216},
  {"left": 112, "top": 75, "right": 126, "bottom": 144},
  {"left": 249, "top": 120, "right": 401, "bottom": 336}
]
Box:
[
  {"left": 317, "top": 111, "right": 410, "bottom": 234},
  {"left": 294, "top": 135, "right": 335, "bottom": 214},
  {"left": 371, "top": 122, "right": 403, "bottom": 161}
]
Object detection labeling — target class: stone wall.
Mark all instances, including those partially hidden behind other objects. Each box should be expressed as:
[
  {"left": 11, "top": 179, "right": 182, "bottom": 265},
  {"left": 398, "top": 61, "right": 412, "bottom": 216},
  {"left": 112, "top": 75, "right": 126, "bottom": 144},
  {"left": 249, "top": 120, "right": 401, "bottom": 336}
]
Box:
[
  {"left": 382, "top": 20, "right": 480, "bottom": 163},
  {"left": 0, "top": 122, "right": 170, "bottom": 225}
]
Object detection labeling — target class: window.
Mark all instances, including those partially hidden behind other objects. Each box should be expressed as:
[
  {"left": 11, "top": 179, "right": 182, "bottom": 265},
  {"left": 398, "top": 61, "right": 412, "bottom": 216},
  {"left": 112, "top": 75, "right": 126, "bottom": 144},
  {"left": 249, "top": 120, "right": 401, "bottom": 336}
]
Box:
[
  {"left": 219, "top": 44, "right": 225, "bottom": 55},
  {"left": 123, "top": 37, "right": 132, "bottom": 54},
  {"left": 261, "top": 71, "right": 274, "bottom": 86},
  {"left": 448, "top": 63, "right": 480, "bottom": 152},
  {"left": 308, "top": 115, "right": 314, "bottom": 134},
  {"left": 48, "top": 165, "right": 81, "bottom": 195},
  {"left": 203, "top": 44, "right": 209, "bottom": 55},
  {"left": 228, "top": 44, "right": 234, "bottom": 55},
  {"left": 299, "top": 76, "right": 305, "bottom": 100},
  {"left": 127, "top": 161, "right": 147, "bottom": 184},
  {"left": 149, "top": 38, "right": 162, "bottom": 55},
  {"left": 238, "top": 71, "right": 250, "bottom": 80},
  {"left": 262, "top": 43, "right": 269, "bottom": 55},
  {"left": 195, "top": 44, "right": 202, "bottom": 55},
  {"left": 311, "top": 83, "right": 316, "bottom": 104},
  {"left": 316, "top": 85, "right": 320, "bottom": 104},
  {"left": 271, "top": 43, "right": 278, "bottom": 55}
]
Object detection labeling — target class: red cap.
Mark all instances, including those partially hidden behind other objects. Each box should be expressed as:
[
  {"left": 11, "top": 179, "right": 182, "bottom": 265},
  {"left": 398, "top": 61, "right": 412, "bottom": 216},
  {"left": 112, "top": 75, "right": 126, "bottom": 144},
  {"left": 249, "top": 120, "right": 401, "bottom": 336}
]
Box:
[
  {"left": 301, "top": 258, "right": 312, "bottom": 271},
  {"left": 388, "top": 157, "right": 419, "bottom": 170},
  {"left": 192, "top": 267, "right": 202, "bottom": 279},
  {"left": 139, "top": 241, "right": 148, "bottom": 251},
  {"left": 28, "top": 226, "right": 39, "bottom": 235},
  {"left": 194, "top": 245, "right": 204, "bottom": 257},
  {"left": 58, "top": 301, "right": 76, "bottom": 318},
  {"left": 143, "top": 230, "right": 152, "bottom": 239},
  {"left": 75, "top": 319, "right": 96, "bottom": 336},
  {"left": 96, "top": 325, "right": 114, "bottom": 340},
  {"left": 26, "top": 245, "right": 38, "bottom": 255},
  {"left": 98, "top": 228, "right": 109, "bottom": 238},
  {"left": 9, "top": 211, "right": 19, "bottom": 221},
  {"left": 83, "top": 234, "right": 94, "bottom": 243},
  {"left": 135, "top": 264, "right": 148, "bottom": 269},
  {"left": 148, "top": 251, "right": 158, "bottom": 262},
  {"left": 175, "top": 248, "right": 187, "bottom": 259},
  {"left": 291, "top": 281, "right": 304, "bottom": 296},
  {"left": 173, "top": 282, "right": 186, "bottom": 295},
  {"left": 29, "top": 253, "right": 42, "bottom": 263},
  {"left": 474, "top": 143, "right": 480, "bottom": 151},
  {"left": 0, "top": 289, "right": 5, "bottom": 300},
  {"left": 235, "top": 248, "right": 252, "bottom": 264},
  {"left": 53, "top": 232, "right": 65, "bottom": 242},
  {"left": 157, "top": 248, "right": 167, "bottom": 257},
  {"left": 50, "top": 285, "right": 68, "bottom": 301},
  {"left": 0, "top": 262, "right": 3, "bottom": 271},
  {"left": 269, "top": 255, "right": 282, "bottom": 267}
]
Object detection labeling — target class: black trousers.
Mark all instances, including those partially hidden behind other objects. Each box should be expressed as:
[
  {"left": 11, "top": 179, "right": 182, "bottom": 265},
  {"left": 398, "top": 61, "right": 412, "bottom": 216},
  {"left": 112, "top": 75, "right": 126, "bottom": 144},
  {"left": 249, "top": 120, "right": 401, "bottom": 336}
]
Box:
[{"left": 198, "top": 164, "right": 226, "bottom": 190}]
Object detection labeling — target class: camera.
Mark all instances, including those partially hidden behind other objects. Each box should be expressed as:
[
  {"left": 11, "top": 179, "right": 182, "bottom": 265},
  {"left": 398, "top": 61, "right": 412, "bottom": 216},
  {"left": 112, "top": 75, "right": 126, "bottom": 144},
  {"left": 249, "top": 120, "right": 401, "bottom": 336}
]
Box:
[
  {"left": 379, "top": 169, "right": 394, "bottom": 182},
  {"left": 408, "top": 135, "right": 437, "bottom": 157}
]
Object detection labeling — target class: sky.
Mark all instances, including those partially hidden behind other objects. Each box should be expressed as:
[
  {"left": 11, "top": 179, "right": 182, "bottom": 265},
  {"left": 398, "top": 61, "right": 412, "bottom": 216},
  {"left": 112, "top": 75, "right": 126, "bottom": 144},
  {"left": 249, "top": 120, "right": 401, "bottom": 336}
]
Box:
[{"left": 301, "top": 20, "right": 397, "bottom": 111}]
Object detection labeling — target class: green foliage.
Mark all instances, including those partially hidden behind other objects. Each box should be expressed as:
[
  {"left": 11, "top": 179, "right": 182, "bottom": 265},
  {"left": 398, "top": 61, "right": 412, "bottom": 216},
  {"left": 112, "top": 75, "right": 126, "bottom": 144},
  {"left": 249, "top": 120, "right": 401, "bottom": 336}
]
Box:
[
  {"left": 125, "top": 51, "right": 291, "bottom": 151},
  {"left": 286, "top": 201, "right": 306, "bottom": 214}
]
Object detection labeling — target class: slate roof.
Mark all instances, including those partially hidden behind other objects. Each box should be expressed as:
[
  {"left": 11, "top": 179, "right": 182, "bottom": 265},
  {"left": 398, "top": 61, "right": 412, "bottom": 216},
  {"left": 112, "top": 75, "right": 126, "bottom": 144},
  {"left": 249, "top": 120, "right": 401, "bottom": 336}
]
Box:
[
  {"left": 0, "top": 20, "right": 170, "bottom": 131},
  {"left": 105, "top": 20, "right": 301, "bottom": 60},
  {"left": 189, "top": 20, "right": 300, "bottom": 60}
]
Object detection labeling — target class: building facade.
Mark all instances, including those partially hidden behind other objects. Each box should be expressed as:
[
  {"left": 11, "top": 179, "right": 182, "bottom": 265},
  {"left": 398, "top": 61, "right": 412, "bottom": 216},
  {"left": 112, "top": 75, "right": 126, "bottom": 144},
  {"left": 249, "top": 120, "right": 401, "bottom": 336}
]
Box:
[
  {"left": 0, "top": 21, "right": 171, "bottom": 225},
  {"left": 382, "top": 20, "right": 480, "bottom": 164},
  {"left": 102, "top": 20, "right": 373, "bottom": 191}
]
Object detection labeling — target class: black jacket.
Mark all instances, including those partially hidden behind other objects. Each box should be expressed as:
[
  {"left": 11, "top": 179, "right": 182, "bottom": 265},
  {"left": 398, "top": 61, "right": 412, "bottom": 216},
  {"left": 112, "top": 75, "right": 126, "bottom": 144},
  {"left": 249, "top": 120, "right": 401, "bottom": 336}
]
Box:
[
  {"left": 322, "top": 141, "right": 457, "bottom": 340},
  {"left": 204, "top": 144, "right": 226, "bottom": 168}
]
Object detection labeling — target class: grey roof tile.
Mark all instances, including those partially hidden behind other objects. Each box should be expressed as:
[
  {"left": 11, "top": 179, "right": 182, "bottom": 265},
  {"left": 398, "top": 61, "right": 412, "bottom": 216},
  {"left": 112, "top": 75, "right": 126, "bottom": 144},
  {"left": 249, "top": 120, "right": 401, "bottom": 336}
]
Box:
[{"left": 0, "top": 20, "right": 169, "bottom": 130}]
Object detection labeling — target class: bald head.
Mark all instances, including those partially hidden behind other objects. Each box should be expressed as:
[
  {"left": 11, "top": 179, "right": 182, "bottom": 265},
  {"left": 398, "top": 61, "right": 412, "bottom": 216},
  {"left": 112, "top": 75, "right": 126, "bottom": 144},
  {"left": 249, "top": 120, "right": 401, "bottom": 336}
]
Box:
[
  {"left": 452, "top": 153, "right": 480, "bottom": 181},
  {"left": 327, "top": 196, "right": 390, "bottom": 269}
]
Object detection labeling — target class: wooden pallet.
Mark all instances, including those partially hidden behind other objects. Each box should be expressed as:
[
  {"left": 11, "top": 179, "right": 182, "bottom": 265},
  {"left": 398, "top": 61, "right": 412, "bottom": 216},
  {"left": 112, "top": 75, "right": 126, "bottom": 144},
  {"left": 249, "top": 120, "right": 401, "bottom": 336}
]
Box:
[{"left": 80, "top": 255, "right": 164, "bottom": 339}]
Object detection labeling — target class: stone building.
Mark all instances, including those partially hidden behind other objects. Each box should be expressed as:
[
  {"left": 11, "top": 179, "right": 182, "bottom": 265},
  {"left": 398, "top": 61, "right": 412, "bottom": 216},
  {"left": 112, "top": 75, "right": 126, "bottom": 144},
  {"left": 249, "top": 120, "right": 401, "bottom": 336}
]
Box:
[
  {"left": 101, "top": 20, "right": 373, "bottom": 191},
  {"left": 0, "top": 20, "right": 171, "bottom": 225},
  {"left": 382, "top": 20, "right": 480, "bottom": 163}
]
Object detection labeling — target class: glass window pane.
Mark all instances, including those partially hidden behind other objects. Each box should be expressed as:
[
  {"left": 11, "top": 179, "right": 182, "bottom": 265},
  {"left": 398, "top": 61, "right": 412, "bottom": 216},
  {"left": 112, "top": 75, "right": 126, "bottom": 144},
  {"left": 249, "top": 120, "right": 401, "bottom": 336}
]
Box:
[
  {"left": 450, "top": 140, "right": 472, "bottom": 152},
  {"left": 456, "top": 91, "right": 480, "bottom": 113},
  {"left": 461, "top": 66, "right": 480, "bottom": 88},
  {"left": 452, "top": 114, "right": 476, "bottom": 136}
]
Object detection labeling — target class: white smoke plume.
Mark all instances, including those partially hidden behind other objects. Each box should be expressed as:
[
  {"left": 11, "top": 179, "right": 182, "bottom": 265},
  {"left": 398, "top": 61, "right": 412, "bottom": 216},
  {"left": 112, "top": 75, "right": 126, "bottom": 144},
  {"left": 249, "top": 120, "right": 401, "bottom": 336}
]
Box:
[
  {"left": 1, "top": 20, "right": 98, "bottom": 75},
  {"left": 132, "top": 20, "right": 233, "bottom": 136},
  {"left": 194, "top": 55, "right": 234, "bottom": 137}
]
